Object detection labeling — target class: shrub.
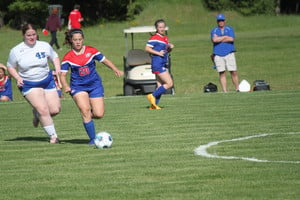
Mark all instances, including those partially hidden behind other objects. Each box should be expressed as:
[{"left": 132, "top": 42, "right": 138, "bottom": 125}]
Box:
[{"left": 7, "top": 0, "right": 48, "bottom": 29}]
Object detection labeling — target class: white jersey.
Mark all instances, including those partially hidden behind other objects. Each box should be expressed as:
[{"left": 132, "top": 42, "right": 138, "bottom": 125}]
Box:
[{"left": 7, "top": 41, "right": 58, "bottom": 81}]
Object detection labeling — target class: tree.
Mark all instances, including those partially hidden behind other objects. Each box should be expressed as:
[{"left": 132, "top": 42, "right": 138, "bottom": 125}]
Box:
[
  {"left": 7, "top": 0, "right": 48, "bottom": 29},
  {"left": 203, "top": 0, "right": 277, "bottom": 15},
  {"left": 1, "top": 0, "right": 145, "bottom": 29}
]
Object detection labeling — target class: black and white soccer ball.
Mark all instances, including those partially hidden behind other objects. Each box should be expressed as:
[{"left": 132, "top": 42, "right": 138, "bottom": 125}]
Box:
[{"left": 94, "top": 132, "right": 113, "bottom": 149}]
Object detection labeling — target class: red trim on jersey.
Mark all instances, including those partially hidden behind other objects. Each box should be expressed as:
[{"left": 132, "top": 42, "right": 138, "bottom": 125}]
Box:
[
  {"left": 0, "top": 76, "right": 8, "bottom": 91},
  {"left": 62, "top": 46, "right": 100, "bottom": 66}
]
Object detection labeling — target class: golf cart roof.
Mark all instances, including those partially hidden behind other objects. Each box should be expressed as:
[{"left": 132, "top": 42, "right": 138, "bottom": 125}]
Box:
[{"left": 123, "top": 26, "right": 168, "bottom": 34}]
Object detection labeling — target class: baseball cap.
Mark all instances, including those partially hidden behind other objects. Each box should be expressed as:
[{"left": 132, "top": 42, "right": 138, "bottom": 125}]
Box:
[
  {"left": 216, "top": 14, "right": 225, "bottom": 21},
  {"left": 0, "top": 63, "right": 7, "bottom": 71}
]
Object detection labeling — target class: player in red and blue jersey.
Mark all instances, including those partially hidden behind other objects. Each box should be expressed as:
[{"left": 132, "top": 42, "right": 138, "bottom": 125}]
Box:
[
  {"left": 60, "top": 29, "right": 123, "bottom": 145},
  {"left": 145, "top": 19, "right": 174, "bottom": 110},
  {"left": 0, "top": 64, "right": 13, "bottom": 101}
]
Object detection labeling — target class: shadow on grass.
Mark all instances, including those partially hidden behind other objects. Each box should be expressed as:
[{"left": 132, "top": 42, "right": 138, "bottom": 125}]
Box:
[
  {"left": 5, "top": 136, "right": 48, "bottom": 142},
  {"left": 5, "top": 137, "right": 88, "bottom": 144}
]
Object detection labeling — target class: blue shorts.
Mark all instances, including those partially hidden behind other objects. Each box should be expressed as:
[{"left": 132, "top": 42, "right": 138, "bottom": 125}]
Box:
[
  {"left": 70, "top": 80, "right": 104, "bottom": 98},
  {"left": 19, "top": 71, "right": 56, "bottom": 96},
  {"left": 151, "top": 57, "right": 168, "bottom": 74},
  {"left": 152, "top": 65, "right": 167, "bottom": 74}
]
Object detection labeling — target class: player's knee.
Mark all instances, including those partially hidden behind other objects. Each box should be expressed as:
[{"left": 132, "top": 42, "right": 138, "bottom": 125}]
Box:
[
  {"left": 93, "top": 111, "right": 104, "bottom": 119},
  {"left": 50, "top": 106, "right": 61, "bottom": 116},
  {"left": 38, "top": 106, "right": 51, "bottom": 117},
  {"left": 165, "top": 80, "right": 173, "bottom": 89}
]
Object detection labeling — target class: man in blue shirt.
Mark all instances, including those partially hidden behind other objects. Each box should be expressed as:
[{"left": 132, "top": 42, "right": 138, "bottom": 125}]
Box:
[{"left": 211, "top": 14, "right": 239, "bottom": 92}]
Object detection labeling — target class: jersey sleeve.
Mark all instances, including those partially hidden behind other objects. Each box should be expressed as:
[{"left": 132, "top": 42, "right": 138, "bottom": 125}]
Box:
[
  {"left": 7, "top": 48, "right": 18, "bottom": 68},
  {"left": 61, "top": 51, "right": 73, "bottom": 72},
  {"left": 61, "top": 62, "right": 70, "bottom": 73},
  {"left": 146, "top": 35, "right": 156, "bottom": 47},
  {"left": 94, "top": 52, "right": 105, "bottom": 62},
  {"left": 211, "top": 27, "right": 218, "bottom": 39},
  {"left": 87, "top": 46, "right": 105, "bottom": 62},
  {"left": 47, "top": 43, "right": 58, "bottom": 60}
]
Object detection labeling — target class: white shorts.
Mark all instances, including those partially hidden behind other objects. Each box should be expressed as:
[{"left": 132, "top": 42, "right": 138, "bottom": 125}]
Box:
[{"left": 214, "top": 52, "right": 237, "bottom": 72}]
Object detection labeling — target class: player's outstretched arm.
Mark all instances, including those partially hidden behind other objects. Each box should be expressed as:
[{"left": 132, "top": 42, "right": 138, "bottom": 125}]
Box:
[{"left": 102, "top": 58, "right": 124, "bottom": 77}]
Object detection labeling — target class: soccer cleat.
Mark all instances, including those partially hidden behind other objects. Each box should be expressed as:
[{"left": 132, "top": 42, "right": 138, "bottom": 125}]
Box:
[
  {"left": 147, "top": 94, "right": 161, "bottom": 110},
  {"left": 50, "top": 137, "right": 60, "bottom": 144},
  {"left": 149, "top": 105, "right": 162, "bottom": 110},
  {"left": 32, "top": 110, "right": 39, "bottom": 128},
  {"left": 88, "top": 139, "right": 95, "bottom": 145},
  {"left": 147, "top": 94, "right": 156, "bottom": 105}
]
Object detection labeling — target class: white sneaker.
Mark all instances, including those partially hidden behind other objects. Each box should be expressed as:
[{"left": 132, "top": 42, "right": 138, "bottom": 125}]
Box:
[{"left": 50, "top": 137, "right": 60, "bottom": 144}]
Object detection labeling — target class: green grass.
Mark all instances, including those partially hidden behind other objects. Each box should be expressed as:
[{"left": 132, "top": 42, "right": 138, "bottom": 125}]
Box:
[
  {"left": 1, "top": 91, "right": 300, "bottom": 200},
  {"left": 1, "top": 0, "right": 300, "bottom": 199},
  {"left": 1, "top": 0, "right": 300, "bottom": 100}
]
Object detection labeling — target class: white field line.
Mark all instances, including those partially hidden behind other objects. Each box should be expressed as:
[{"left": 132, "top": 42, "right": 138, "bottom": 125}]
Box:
[{"left": 194, "top": 132, "right": 300, "bottom": 164}]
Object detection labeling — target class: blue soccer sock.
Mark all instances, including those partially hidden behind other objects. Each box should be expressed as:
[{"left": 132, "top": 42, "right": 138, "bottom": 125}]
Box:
[
  {"left": 83, "top": 120, "right": 96, "bottom": 142},
  {"left": 156, "top": 94, "right": 162, "bottom": 105},
  {"left": 153, "top": 86, "right": 166, "bottom": 99}
]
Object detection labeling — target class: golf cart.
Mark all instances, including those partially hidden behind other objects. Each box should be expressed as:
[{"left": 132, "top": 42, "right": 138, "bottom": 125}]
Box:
[{"left": 123, "top": 26, "right": 175, "bottom": 96}]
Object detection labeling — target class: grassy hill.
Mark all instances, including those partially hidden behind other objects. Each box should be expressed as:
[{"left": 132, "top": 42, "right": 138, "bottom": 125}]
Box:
[{"left": 0, "top": 0, "right": 299, "bottom": 100}]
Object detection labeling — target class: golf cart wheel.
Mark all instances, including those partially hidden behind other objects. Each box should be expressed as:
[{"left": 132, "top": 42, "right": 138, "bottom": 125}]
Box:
[{"left": 124, "top": 84, "right": 134, "bottom": 96}]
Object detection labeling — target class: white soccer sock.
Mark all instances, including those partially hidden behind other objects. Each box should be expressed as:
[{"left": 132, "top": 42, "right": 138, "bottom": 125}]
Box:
[{"left": 43, "top": 125, "right": 58, "bottom": 138}]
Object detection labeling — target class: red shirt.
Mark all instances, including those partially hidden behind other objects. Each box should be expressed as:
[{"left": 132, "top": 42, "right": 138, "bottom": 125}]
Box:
[{"left": 68, "top": 10, "right": 82, "bottom": 29}]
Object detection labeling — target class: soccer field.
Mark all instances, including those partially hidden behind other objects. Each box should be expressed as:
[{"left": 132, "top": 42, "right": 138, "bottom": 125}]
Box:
[
  {"left": 0, "top": 90, "right": 299, "bottom": 200},
  {"left": 1, "top": 1, "right": 300, "bottom": 199}
]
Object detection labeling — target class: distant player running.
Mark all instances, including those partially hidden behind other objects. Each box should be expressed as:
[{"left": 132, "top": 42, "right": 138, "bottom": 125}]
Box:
[
  {"left": 60, "top": 29, "right": 123, "bottom": 145},
  {"left": 68, "top": 4, "right": 84, "bottom": 30},
  {"left": 145, "top": 19, "right": 174, "bottom": 110},
  {"left": 7, "top": 24, "right": 61, "bottom": 143}
]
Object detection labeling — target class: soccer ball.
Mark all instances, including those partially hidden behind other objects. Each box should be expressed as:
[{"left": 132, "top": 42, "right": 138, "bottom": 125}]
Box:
[{"left": 94, "top": 132, "right": 113, "bottom": 149}]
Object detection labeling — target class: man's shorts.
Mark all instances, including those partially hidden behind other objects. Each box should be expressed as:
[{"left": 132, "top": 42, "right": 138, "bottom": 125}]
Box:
[
  {"left": 70, "top": 80, "right": 104, "bottom": 98},
  {"left": 214, "top": 52, "right": 237, "bottom": 73},
  {"left": 19, "top": 71, "right": 56, "bottom": 96}
]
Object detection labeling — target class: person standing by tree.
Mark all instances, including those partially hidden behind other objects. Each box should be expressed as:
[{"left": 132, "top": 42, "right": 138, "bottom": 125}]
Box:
[
  {"left": 211, "top": 13, "right": 239, "bottom": 92},
  {"left": 68, "top": 4, "right": 84, "bottom": 30},
  {"left": 45, "top": 7, "right": 62, "bottom": 50}
]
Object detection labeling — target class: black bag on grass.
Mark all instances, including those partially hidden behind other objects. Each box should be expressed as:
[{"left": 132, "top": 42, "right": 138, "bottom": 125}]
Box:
[
  {"left": 204, "top": 82, "right": 218, "bottom": 93},
  {"left": 253, "top": 80, "right": 270, "bottom": 91}
]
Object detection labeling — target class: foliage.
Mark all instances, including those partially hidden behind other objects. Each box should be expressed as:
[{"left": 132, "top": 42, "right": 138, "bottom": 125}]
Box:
[
  {"left": 232, "top": 0, "right": 277, "bottom": 15},
  {"left": 202, "top": 0, "right": 235, "bottom": 11},
  {"left": 126, "top": 0, "right": 149, "bottom": 20},
  {"left": 7, "top": 0, "right": 48, "bottom": 29},
  {"left": 203, "top": 0, "right": 277, "bottom": 15},
  {"left": 1, "top": 0, "right": 144, "bottom": 28}
]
